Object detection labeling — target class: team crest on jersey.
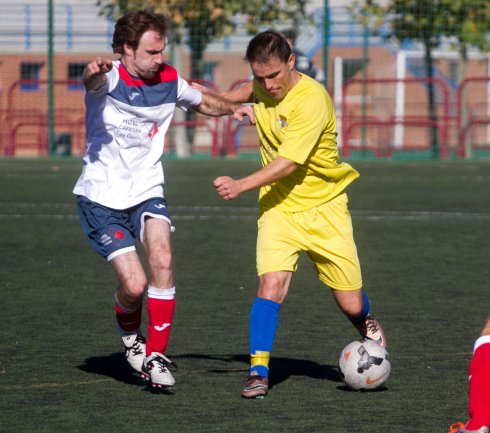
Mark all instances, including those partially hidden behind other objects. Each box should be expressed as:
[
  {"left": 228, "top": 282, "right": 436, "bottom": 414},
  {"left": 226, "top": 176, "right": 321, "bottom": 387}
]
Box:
[
  {"left": 278, "top": 115, "right": 287, "bottom": 129},
  {"left": 148, "top": 122, "right": 159, "bottom": 139}
]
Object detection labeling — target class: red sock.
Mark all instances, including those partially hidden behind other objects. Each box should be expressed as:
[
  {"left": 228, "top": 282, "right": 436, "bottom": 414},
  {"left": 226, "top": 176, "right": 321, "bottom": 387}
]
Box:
[
  {"left": 115, "top": 299, "right": 142, "bottom": 333},
  {"left": 466, "top": 341, "right": 490, "bottom": 429},
  {"left": 146, "top": 286, "right": 176, "bottom": 356}
]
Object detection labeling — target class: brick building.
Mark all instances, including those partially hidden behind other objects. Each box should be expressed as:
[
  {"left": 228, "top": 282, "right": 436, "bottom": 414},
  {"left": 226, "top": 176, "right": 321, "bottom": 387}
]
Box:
[{"left": 0, "top": 1, "right": 488, "bottom": 157}]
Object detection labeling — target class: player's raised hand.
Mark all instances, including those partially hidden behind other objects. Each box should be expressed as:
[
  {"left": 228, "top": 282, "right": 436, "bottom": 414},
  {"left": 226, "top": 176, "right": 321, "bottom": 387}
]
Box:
[
  {"left": 83, "top": 57, "right": 112, "bottom": 91},
  {"left": 214, "top": 176, "right": 241, "bottom": 201},
  {"left": 86, "top": 57, "right": 113, "bottom": 76}
]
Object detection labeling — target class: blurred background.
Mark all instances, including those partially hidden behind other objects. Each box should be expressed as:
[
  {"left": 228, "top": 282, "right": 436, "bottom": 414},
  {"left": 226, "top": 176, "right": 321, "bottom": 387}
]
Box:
[{"left": 0, "top": 0, "right": 488, "bottom": 160}]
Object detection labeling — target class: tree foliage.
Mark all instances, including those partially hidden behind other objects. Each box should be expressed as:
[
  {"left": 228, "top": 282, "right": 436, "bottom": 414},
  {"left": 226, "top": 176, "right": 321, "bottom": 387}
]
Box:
[
  {"left": 351, "top": 0, "right": 490, "bottom": 59},
  {"left": 96, "top": 0, "right": 310, "bottom": 78},
  {"left": 349, "top": 0, "right": 490, "bottom": 157}
]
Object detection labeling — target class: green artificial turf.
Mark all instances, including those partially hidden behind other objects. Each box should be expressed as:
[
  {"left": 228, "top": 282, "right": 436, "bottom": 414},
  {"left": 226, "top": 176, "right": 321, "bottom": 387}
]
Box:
[{"left": 1, "top": 158, "right": 489, "bottom": 433}]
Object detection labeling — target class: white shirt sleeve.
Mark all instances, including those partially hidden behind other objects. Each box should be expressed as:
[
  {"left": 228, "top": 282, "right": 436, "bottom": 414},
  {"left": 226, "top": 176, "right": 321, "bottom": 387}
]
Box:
[
  {"left": 175, "top": 76, "right": 202, "bottom": 111},
  {"left": 106, "top": 64, "right": 119, "bottom": 92}
]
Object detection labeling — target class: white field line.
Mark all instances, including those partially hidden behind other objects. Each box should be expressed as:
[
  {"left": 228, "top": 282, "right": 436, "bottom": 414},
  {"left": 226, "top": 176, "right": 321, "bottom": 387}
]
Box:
[{"left": 0, "top": 203, "right": 489, "bottom": 221}]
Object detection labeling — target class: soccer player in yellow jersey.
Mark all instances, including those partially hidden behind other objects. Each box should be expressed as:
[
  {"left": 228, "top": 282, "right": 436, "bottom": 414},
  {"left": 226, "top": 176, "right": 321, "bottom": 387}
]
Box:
[{"left": 213, "top": 31, "right": 387, "bottom": 399}]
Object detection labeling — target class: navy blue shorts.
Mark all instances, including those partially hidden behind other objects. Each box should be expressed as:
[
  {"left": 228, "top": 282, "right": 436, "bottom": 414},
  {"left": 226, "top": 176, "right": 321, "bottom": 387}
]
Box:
[{"left": 76, "top": 195, "right": 172, "bottom": 261}]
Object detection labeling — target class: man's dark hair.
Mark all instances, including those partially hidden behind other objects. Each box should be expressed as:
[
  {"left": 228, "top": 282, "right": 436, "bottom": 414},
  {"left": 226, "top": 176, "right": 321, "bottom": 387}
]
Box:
[
  {"left": 112, "top": 10, "right": 169, "bottom": 55},
  {"left": 245, "top": 31, "right": 292, "bottom": 65}
]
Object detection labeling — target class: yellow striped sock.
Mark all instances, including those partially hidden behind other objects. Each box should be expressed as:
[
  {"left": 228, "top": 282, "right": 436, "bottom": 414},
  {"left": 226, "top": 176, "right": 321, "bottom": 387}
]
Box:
[{"left": 251, "top": 351, "right": 270, "bottom": 369}]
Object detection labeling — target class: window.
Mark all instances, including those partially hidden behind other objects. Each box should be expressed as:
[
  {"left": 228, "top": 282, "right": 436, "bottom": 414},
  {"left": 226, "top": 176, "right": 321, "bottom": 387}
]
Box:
[
  {"left": 67, "top": 63, "right": 85, "bottom": 90},
  {"left": 21, "top": 62, "right": 43, "bottom": 91},
  {"left": 342, "top": 59, "right": 368, "bottom": 83}
]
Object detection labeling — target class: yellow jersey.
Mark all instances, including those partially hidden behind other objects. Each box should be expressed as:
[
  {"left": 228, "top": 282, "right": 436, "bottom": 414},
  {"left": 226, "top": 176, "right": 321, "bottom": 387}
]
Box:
[{"left": 252, "top": 73, "right": 359, "bottom": 212}]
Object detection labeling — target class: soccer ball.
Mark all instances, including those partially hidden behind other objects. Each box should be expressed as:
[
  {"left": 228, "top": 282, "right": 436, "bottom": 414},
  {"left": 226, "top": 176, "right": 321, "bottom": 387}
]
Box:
[{"left": 338, "top": 339, "right": 391, "bottom": 390}]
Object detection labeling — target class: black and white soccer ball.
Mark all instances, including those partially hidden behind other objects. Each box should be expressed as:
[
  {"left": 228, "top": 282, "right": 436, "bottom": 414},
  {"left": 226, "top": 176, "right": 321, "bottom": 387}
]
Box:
[{"left": 338, "top": 339, "right": 391, "bottom": 390}]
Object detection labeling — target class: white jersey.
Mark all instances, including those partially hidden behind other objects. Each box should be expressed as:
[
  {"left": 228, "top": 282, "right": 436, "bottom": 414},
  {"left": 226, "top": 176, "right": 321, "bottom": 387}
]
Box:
[{"left": 73, "top": 60, "right": 202, "bottom": 209}]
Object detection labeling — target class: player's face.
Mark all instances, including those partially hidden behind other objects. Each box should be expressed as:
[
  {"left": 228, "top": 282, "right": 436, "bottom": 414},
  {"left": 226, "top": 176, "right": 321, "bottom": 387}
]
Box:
[
  {"left": 250, "top": 54, "right": 297, "bottom": 101},
  {"left": 124, "top": 30, "right": 166, "bottom": 79}
]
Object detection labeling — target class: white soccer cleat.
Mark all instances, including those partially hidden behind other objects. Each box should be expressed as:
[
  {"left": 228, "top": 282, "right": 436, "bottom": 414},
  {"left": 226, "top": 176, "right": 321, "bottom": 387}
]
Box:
[
  {"left": 141, "top": 352, "right": 176, "bottom": 388},
  {"left": 122, "top": 333, "right": 146, "bottom": 373}
]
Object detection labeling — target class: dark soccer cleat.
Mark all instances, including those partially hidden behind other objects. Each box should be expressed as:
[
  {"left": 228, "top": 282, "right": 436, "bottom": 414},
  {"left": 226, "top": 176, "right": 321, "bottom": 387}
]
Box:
[
  {"left": 141, "top": 353, "right": 176, "bottom": 388},
  {"left": 447, "top": 422, "right": 489, "bottom": 433},
  {"left": 241, "top": 374, "right": 269, "bottom": 399},
  {"left": 122, "top": 333, "right": 146, "bottom": 373},
  {"left": 352, "top": 314, "right": 387, "bottom": 348}
]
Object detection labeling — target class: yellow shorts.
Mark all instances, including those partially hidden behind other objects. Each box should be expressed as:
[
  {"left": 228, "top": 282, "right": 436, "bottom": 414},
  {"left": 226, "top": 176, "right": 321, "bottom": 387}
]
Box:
[{"left": 256, "top": 193, "right": 362, "bottom": 290}]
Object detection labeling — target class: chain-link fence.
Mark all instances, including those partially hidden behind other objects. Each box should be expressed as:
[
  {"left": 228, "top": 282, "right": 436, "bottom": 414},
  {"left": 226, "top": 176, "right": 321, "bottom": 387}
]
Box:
[{"left": 0, "top": 1, "right": 488, "bottom": 159}]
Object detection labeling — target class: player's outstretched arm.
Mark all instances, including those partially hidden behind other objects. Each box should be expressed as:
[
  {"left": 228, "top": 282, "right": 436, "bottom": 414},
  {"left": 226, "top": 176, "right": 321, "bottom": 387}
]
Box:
[
  {"left": 191, "top": 81, "right": 253, "bottom": 104},
  {"left": 214, "top": 156, "right": 297, "bottom": 201},
  {"left": 193, "top": 92, "right": 239, "bottom": 117},
  {"left": 221, "top": 82, "right": 253, "bottom": 103},
  {"left": 193, "top": 93, "right": 255, "bottom": 125},
  {"left": 83, "top": 57, "right": 113, "bottom": 91}
]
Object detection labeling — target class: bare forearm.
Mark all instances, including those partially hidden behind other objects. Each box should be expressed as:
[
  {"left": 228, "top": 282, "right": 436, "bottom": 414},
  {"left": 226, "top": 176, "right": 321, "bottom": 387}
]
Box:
[
  {"left": 214, "top": 157, "right": 297, "bottom": 201},
  {"left": 221, "top": 82, "right": 253, "bottom": 103},
  {"left": 238, "top": 157, "right": 297, "bottom": 193},
  {"left": 191, "top": 81, "right": 253, "bottom": 105},
  {"left": 194, "top": 93, "right": 239, "bottom": 117}
]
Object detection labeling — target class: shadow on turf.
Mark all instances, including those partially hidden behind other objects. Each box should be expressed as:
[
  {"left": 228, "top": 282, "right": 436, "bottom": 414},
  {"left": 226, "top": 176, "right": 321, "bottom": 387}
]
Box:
[
  {"left": 172, "top": 353, "right": 343, "bottom": 389},
  {"left": 336, "top": 384, "right": 389, "bottom": 392},
  {"left": 77, "top": 353, "right": 173, "bottom": 394},
  {"left": 78, "top": 353, "right": 137, "bottom": 383},
  {"left": 77, "top": 352, "right": 343, "bottom": 391}
]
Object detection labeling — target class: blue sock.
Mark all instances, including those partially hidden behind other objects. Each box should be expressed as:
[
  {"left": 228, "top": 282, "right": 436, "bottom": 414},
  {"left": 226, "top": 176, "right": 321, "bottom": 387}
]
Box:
[
  {"left": 348, "top": 290, "right": 370, "bottom": 324},
  {"left": 249, "top": 297, "right": 281, "bottom": 378}
]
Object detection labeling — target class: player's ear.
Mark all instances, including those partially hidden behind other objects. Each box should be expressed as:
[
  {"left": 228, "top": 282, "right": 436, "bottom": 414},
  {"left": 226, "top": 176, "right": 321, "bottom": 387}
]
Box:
[
  {"left": 287, "top": 53, "right": 296, "bottom": 71},
  {"left": 123, "top": 43, "right": 134, "bottom": 57}
]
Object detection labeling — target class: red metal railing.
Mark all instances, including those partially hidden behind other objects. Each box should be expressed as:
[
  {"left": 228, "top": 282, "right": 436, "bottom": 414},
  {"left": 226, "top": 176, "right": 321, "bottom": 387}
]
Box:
[
  {"left": 4, "top": 76, "right": 490, "bottom": 159},
  {"left": 457, "top": 77, "right": 490, "bottom": 158},
  {"left": 341, "top": 77, "right": 450, "bottom": 158}
]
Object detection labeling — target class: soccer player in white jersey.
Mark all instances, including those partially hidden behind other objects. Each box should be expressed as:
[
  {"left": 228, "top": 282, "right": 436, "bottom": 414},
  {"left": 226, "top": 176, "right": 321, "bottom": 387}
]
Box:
[{"left": 73, "top": 10, "right": 242, "bottom": 389}]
